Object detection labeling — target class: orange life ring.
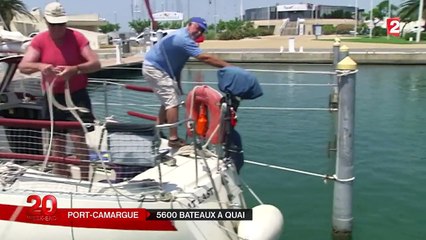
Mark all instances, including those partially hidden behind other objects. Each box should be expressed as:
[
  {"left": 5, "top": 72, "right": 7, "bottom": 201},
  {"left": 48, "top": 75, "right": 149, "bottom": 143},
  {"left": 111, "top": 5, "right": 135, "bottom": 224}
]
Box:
[{"left": 185, "top": 85, "right": 223, "bottom": 144}]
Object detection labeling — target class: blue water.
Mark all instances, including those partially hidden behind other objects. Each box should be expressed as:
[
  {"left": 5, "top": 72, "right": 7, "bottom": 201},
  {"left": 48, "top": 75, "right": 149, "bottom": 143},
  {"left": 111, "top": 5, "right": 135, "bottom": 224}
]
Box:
[{"left": 88, "top": 63, "right": 426, "bottom": 240}]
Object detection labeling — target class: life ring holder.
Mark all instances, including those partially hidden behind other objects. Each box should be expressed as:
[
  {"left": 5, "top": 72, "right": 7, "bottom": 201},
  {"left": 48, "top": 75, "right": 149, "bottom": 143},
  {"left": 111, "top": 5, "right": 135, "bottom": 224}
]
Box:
[{"left": 185, "top": 85, "right": 223, "bottom": 145}]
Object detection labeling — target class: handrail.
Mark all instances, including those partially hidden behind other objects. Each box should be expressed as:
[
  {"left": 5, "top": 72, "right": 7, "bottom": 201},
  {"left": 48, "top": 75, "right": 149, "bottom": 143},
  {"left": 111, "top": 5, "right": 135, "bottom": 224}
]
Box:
[
  {"left": 0, "top": 118, "right": 87, "bottom": 129},
  {"left": 125, "top": 84, "right": 154, "bottom": 92},
  {"left": 127, "top": 111, "right": 157, "bottom": 121}
]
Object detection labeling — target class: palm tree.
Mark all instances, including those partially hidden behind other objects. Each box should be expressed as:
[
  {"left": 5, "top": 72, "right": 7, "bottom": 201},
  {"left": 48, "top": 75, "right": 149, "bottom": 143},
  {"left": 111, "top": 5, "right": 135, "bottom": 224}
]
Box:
[
  {"left": 0, "top": 0, "right": 35, "bottom": 30},
  {"left": 398, "top": 0, "right": 426, "bottom": 33},
  {"left": 376, "top": 0, "right": 399, "bottom": 18}
]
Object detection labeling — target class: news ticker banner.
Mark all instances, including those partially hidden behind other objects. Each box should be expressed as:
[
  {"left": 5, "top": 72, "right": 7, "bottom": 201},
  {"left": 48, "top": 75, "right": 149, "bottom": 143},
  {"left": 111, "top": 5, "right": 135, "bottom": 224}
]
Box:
[{"left": 0, "top": 195, "right": 252, "bottom": 231}]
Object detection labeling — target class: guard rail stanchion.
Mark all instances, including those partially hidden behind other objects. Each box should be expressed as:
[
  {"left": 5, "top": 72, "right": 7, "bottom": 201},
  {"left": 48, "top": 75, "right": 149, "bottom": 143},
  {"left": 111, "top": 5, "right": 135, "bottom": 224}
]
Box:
[
  {"left": 332, "top": 38, "right": 341, "bottom": 67},
  {"left": 332, "top": 56, "right": 357, "bottom": 240},
  {"left": 339, "top": 45, "right": 349, "bottom": 62}
]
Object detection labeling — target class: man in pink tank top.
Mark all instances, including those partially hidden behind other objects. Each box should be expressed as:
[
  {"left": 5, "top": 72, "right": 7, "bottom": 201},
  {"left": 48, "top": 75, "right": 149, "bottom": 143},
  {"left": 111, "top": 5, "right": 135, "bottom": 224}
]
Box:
[{"left": 18, "top": 2, "right": 101, "bottom": 180}]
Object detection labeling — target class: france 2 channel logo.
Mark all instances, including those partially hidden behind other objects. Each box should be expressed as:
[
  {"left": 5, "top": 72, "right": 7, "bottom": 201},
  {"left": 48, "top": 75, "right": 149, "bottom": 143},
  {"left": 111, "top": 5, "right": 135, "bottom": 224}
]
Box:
[{"left": 387, "top": 17, "right": 400, "bottom": 37}]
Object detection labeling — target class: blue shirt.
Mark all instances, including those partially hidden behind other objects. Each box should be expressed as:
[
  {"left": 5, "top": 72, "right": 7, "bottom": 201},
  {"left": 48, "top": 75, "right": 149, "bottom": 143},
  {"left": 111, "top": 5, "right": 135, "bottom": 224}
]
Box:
[{"left": 144, "top": 28, "right": 202, "bottom": 79}]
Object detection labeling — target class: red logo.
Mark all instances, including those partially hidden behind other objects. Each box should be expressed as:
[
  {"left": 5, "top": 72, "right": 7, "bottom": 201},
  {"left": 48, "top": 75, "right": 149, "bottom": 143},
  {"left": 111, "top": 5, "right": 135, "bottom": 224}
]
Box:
[
  {"left": 387, "top": 17, "right": 400, "bottom": 37},
  {"left": 27, "top": 194, "right": 57, "bottom": 216}
]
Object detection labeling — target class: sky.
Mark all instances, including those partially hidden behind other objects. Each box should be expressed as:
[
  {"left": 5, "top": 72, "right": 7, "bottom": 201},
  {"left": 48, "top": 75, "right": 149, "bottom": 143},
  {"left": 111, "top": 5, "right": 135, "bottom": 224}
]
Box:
[{"left": 23, "top": 0, "right": 405, "bottom": 31}]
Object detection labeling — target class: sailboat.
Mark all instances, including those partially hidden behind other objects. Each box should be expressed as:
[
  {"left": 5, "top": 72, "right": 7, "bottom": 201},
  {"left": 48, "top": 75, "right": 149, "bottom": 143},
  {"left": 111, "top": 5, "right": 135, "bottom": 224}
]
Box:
[{"left": 0, "top": 36, "right": 283, "bottom": 239}]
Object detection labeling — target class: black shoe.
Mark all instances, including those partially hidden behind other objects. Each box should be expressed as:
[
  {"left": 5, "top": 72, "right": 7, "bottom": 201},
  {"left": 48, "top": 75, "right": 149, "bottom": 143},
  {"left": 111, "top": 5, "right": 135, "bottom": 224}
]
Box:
[{"left": 168, "top": 138, "right": 187, "bottom": 148}]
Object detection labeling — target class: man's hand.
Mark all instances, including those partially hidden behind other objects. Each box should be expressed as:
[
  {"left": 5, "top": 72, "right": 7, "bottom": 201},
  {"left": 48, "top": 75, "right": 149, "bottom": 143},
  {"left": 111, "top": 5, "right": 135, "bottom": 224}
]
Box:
[
  {"left": 39, "top": 64, "right": 60, "bottom": 77},
  {"left": 55, "top": 65, "right": 79, "bottom": 80}
]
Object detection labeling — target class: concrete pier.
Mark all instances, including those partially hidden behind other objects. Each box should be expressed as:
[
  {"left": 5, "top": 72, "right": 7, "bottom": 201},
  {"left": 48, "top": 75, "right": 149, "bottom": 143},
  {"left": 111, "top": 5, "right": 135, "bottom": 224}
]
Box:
[{"left": 96, "top": 35, "right": 426, "bottom": 67}]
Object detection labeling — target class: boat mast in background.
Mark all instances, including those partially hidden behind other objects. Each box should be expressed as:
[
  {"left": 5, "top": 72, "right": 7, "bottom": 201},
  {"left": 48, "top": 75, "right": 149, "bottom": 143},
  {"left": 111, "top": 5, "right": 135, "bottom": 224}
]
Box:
[{"left": 144, "top": 0, "right": 158, "bottom": 30}]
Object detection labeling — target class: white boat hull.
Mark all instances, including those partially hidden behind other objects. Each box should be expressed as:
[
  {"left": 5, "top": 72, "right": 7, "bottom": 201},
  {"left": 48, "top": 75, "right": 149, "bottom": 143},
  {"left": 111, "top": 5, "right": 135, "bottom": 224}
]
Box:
[{"left": 0, "top": 151, "right": 244, "bottom": 240}]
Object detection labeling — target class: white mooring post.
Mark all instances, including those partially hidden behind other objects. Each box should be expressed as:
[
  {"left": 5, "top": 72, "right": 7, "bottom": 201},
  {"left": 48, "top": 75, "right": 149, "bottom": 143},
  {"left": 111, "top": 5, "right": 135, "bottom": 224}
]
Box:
[
  {"left": 332, "top": 56, "right": 357, "bottom": 240},
  {"left": 332, "top": 38, "right": 341, "bottom": 67},
  {"left": 288, "top": 37, "right": 295, "bottom": 52},
  {"left": 115, "top": 43, "right": 122, "bottom": 64}
]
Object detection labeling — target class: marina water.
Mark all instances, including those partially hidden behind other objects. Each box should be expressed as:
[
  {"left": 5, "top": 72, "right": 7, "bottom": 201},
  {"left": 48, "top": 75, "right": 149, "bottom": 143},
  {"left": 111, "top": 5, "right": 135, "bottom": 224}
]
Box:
[{"left": 89, "top": 63, "right": 426, "bottom": 240}]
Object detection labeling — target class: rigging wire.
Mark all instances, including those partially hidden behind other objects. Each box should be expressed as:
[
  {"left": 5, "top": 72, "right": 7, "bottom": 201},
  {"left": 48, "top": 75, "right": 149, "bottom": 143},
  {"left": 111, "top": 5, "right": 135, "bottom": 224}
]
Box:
[{"left": 244, "top": 159, "right": 355, "bottom": 183}]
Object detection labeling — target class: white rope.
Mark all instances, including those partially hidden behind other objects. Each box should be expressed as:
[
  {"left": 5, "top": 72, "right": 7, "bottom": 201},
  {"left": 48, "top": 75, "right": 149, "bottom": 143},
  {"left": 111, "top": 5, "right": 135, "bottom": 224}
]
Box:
[
  {"left": 245, "top": 159, "right": 333, "bottom": 180},
  {"left": 41, "top": 78, "right": 57, "bottom": 171},
  {"left": 42, "top": 77, "right": 152, "bottom": 201},
  {"left": 41, "top": 78, "right": 91, "bottom": 171},
  {"left": 202, "top": 124, "right": 220, "bottom": 149},
  {"left": 336, "top": 69, "right": 358, "bottom": 77},
  {"left": 246, "top": 68, "right": 337, "bottom": 75},
  {"left": 90, "top": 79, "right": 336, "bottom": 87},
  {"left": 239, "top": 177, "right": 263, "bottom": 205},
  {"left": 180, "top": 81, "right": 336, "bottom": 87},
  {"left": 245, "top": 159, "right": 355, "bottom": 183},
  {"left": 184, "top": 67, "right": 337, "bottom": 75},
  {"left": 174, "top": 145, "right": 217, "bottom": 159},
  {"left": 332, "top": 174, "right": 356, "bottom": 183},
  {"left": 239, "top": 107, "right": 335, "bottom": 111},
  {"left": 91, "top": 103, "right": 159, "bottom": 107},
  {"left": 102, "top": 65, "right": 337, "bottom": 75},
  {"left": 0, "top": 162, "right": 27, "bottom": 189}
]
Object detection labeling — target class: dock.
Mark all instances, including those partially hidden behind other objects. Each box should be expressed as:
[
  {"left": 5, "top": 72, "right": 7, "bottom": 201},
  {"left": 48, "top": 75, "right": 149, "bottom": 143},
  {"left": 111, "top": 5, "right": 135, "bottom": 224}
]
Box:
[{"left": 96, "top": 35, "right": 426, "bottom": 68}]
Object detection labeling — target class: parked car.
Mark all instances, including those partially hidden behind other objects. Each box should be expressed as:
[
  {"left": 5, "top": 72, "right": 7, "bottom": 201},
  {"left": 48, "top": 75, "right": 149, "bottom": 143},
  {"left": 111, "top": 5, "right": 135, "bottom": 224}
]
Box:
[
  {"left": 409, "top": 26, "right": 424, "bottom": 33},
  {"left": 129, "top": 29, "right": 177, "bottom": 45},
  {"left": 28, "top": 32, "right": 39, "bottom": 38}
]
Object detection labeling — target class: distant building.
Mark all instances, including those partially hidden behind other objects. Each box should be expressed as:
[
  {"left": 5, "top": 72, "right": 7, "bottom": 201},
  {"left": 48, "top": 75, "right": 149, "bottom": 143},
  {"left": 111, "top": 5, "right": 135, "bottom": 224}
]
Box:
[
  {"left": 245, "top": 3, "right": 364, "bottom": 36},
  {"left": 245, "top": 3, "right": 363, "bottom": 21}
]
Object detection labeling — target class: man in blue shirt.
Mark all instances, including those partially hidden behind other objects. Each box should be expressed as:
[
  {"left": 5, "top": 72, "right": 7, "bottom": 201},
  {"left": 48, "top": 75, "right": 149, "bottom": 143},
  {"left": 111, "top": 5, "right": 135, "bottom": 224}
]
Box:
[{"left": 143, "top": 17, "right": 231, "bottom": 148}]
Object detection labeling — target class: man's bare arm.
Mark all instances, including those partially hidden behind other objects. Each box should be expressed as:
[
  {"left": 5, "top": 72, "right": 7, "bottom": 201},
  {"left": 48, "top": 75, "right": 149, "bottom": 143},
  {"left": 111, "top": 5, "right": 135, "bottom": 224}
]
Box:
[
  {"left": 195, "top": 53, "right": 231, "bottom": 68},
  {"left": 74, "top": 44, "right": 101, "bottom": 74},
  {"left": 18, "top": 46, "right": 47, "bottom": 74}
]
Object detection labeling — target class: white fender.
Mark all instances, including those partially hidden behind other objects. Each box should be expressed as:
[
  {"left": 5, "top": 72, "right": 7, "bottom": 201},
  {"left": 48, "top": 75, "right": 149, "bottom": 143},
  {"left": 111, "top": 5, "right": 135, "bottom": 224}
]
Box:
[{"left": 238, "top": 204, "right": 284, "bottom": 240}]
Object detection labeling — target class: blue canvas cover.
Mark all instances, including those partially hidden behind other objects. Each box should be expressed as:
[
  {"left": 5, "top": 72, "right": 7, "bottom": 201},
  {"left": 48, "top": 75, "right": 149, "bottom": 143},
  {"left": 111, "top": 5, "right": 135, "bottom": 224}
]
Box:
[{"left": 217, "top": 66, "right": 263, "bottom": 100}]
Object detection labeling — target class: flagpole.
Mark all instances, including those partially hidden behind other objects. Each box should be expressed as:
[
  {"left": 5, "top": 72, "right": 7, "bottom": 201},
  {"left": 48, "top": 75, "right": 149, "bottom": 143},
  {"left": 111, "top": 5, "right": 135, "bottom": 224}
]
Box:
[
  {"left": 369, "top": 0, "right": 373, "bottom": 38},
  {"left": 240, "top": 0, "right": 244, "bottom": 20},
  {"left": 387, "top": 0, "right": 391, "bottom": 39},
  {"left": 416, "top": 0, "right": 424, "bottom": 42},
  {"left": 354, "top": 0, "right": 358, "bottom": 37}
]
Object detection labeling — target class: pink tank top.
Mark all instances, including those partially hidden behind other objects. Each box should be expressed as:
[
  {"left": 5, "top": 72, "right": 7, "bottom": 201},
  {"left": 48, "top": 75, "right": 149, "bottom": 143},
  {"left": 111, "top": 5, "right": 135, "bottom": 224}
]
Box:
[{"left": 31, "top": 29, "right": 89, "bottom": 94}]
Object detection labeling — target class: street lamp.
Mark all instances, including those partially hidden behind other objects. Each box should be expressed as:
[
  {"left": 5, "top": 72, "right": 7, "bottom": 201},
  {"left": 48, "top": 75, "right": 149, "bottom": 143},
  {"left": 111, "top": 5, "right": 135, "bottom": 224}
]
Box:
[
  {"left": 240, "top": 0, "right": 244, "bottom": 20},
  {"left": 416, "top": 0, "right": 424, "bottom": 42},
  {"left": 369, "top": 0, "right": 373, "bottom": 38},
  {"left": 354, "top": 0, "right": 358, "bottom": 37},
  {"left": 387, "top": 0, "right": 391, "bottom": 39}
]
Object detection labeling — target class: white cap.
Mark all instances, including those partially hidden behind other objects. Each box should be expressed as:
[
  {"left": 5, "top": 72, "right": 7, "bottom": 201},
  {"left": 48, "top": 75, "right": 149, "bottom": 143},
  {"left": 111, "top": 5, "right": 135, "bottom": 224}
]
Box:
[{"left": 44, "top": 2, "right": 67, "bottom": 24}]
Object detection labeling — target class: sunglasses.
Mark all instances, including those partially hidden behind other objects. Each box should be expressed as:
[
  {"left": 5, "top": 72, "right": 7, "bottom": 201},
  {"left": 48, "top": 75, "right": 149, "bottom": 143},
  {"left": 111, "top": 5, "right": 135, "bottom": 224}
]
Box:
[
  {"left": 198, "top": 27, "right": 205, "bottom": 34},
  {"left": 48, "top": 22, "right": 66, "bottom": 27}
]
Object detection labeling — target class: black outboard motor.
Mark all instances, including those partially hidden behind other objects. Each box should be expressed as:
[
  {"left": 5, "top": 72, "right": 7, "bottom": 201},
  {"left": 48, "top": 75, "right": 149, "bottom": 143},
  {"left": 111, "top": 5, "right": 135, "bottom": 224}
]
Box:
[{"left": 217, "top": 66, "right": 263, "bottom": 173}]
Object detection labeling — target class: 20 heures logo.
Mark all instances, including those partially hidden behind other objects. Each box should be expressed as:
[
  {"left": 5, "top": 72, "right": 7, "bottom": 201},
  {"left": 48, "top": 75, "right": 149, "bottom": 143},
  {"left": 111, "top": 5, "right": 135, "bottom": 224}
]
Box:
[{"left": 26, "top": 195, "right": 58, "bottom": 222}]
